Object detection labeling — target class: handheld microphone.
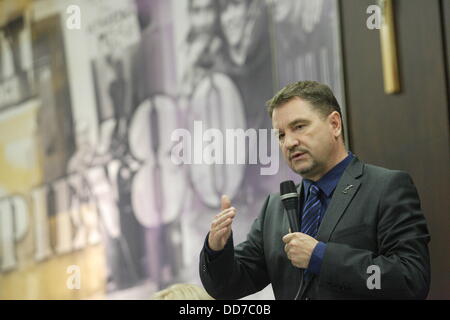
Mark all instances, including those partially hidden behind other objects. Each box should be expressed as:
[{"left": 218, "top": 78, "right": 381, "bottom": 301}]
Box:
[
  {"left": 281, "top": 180, "right": 304, "bottom": 300},
  {"left": 280, "top": 180, "right": 299, "bottom": 233}
]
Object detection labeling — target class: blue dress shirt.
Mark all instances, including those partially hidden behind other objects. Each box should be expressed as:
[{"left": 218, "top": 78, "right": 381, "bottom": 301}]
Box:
[{"left": 303, "top": 151, "right": 354, "bottom": 275}]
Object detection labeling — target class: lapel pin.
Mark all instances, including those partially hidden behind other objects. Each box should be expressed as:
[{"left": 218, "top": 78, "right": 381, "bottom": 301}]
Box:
[{"left": 342, "top": 184, "right": 354, "bottom": 194}]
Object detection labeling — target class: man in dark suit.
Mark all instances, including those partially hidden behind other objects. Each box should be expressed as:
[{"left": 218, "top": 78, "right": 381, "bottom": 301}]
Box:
[{"left": 199, "top": 81, "right": 431, "bottom": 299}]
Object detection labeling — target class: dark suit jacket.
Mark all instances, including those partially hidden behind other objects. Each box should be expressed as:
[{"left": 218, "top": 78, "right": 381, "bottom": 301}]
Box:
[{"left": 199, "top": 157, "right": 431, "bottom": 299}]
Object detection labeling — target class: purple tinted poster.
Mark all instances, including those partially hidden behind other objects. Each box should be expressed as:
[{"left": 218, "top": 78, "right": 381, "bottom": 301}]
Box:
[{"left": 0, "top": 0, "right": 344, "bottom": 299}]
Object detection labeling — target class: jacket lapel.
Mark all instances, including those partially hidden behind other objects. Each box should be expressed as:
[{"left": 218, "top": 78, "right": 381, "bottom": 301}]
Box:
[
  {"left": 316, "top": 157, "right": 363, "bottom": 243},
  {"left": 299, "top": 157, "right": 364, "bottom": 299}
]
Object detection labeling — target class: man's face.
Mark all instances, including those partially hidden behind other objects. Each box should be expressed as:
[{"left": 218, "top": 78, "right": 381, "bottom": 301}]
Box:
[
  {"left": 220, "top": 0, "right": 248, "bottom": 48},
  {"left": 190, "top": 0, "right": 216, "bottom": 35},
  {"left": 272, "top": 97, "right": 340, "bottom": 181}
]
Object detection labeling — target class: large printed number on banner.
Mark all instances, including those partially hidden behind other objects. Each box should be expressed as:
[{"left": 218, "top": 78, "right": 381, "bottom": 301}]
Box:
[
  {"left": 189, "top": 73, "right": 246, "bottom": 208},
  {"left": 128, "top": 95, "right": 188, "bottom": 228}
]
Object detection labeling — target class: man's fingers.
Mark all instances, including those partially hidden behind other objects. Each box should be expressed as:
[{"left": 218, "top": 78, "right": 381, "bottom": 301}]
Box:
[
  {"left": 212, "top": 209, "right": 236, "bottom": 228},
  {"left": 212, "top": 211, "right": 235, "bottom": 228},
  {"left": 208, "top": 199, "right": 235, "bottom": 251},
  {"left": 221, "top": 194, "right": 231, "bottom": 211},
  {"left": 211, "top": 222, "right": 233, "bottom": 240},
  {"left": 217, "top": 224, "right": 232, "bottom": 236},
  {"left": 282, "top": 232, "right": 295, "bottom": 243},
  {"left": 212, "top": 216, "right": 234, "bottom": 233},
  {"left": 214, "top": 207, "right": 235, "bottom": 219},
  {"left": 209, "top": 201, "right": 236, "bottom": 250},
  {"left": 282, "top": 232, "right": 307, "bottom": 243}
]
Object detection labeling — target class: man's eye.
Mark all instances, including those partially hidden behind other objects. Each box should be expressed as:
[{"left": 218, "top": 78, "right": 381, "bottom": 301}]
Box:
[
  {"left": 278, "top": 133, "right": 285, "bottom": 140},
  {"left": 296, "top": 125, "right": 304, "bottom": 130}
]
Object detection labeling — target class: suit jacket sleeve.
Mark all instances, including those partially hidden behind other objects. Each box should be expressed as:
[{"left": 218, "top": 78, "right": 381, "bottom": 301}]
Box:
[
  {"left": 199, "top": 195, "right": 271, "bottom": 299},
  {"left": 319, "top": 171, "right": 431, "bottom": 299}
]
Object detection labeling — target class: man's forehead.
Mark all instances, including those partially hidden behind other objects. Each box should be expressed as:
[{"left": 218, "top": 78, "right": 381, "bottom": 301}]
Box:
[{"left": 272, "top": 100, "right": 315, "bottom": 127}]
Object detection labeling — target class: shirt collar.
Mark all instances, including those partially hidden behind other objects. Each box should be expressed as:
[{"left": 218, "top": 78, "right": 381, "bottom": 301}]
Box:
[{"left": 302, "top": 151, "right": 354, "bottom": 198}]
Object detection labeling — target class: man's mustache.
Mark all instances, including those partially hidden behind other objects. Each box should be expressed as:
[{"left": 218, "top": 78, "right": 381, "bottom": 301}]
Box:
[{"left": 288, "top": 149, "right": 309, "bottom": 160}]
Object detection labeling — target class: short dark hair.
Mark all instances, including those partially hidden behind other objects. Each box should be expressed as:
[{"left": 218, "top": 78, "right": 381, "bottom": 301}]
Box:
[{"left": 266, "top": 81, "right": 344, "bottom": 141}]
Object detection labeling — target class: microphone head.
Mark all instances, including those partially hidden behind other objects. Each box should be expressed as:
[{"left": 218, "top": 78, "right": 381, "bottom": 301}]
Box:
[
  {"left": 280, "top": 180, "right": 296, "bottom": 196},
  {"left": 280, "top": 180, "right": 298, "bottom": 211}
]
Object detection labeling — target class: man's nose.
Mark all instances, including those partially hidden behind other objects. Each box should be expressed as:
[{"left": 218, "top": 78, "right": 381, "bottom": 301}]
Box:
[{"left": 285, "top": 133, "right": 299, "bottom": 150}]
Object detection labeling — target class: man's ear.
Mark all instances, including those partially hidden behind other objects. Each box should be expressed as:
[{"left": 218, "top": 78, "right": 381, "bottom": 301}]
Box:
[{"left": 329, "top": 111, "right": 342, "bottom": 139}]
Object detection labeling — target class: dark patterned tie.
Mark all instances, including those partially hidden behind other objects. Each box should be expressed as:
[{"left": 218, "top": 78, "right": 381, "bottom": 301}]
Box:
[{"left": 301, "top": 184, "right": 321, "bottom": 238}]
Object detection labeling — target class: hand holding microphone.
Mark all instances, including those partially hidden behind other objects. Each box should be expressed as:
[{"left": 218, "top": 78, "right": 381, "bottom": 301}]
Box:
[
  {"left": 280, "top": 181, "right": 318, "bottom": 269},
  {"left": 282, "top": 232, "right": 318, "bottom": 269},
  {"left": 208, "top": 195, "right": 236, "bottom": 251}
]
